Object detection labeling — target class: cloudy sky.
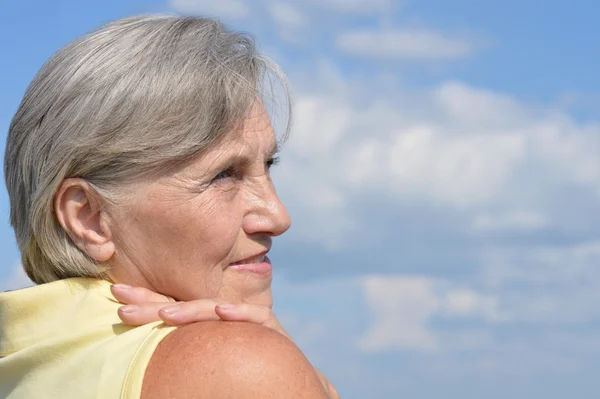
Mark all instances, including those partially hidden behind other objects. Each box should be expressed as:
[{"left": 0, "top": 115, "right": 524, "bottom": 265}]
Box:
[{"left": 2, "top": 1, "right": 600, "bottom": 398}]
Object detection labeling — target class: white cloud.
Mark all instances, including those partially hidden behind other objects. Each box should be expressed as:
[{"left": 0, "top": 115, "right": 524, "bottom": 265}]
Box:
[
  {"left": 288, "top": 96, "right": 349, "bottom": 154},
  {"left": 169, "top": 0, "right": 250, "bottom": 19},
  {"left": 168, "top": 1, "right": 473, "bottom": 62},
  {"left": 273, "top": 270, "right": 600, "bottom": 384},
  {"left": 478, "top": 241, "right": 600, "bottom": 325},
  {"left": 440, "top": 330, "right": 494, "bottom": 351},
  {"left": 273, "top": 160, "right": 356, "bottom": 249},
  {"left": 283, "top": 84, "right": 530, "bottom": 219},
  {"left": 267, "top": 2, "right": 306, "bottom": 29},
  {"left": 382, "top": 125, "right": 525, "bottom": 206},
  {"left": 275, "top": 70, "right": 599, "bottom": 249},
  {"left": 531, "top": 118, "right": 600, "bottom": 185},
  {"left": 303, "top": 0, "right": 395, "bottom": 13},
  {"left": 482, "top": 240, "right": 600, "bottom": 288},
  {"left": 471, "top": 211, "right": 549, "bottom": 232},
  {"left": 440, "top": 288, "right": 507, "bottom": 324},
  {"left": 434, "top": 82, "right": 531, "bottom": 128},
  {"left": 359, "top": 275, "right": 507, "bottom": 353},
  {"left": 355, "top": 247, "right": 600, "bottom": 350},
  {"left": 335, "top": 29, "right": 476, "bottom": 60},
  {"left": 360, "top": 276, "right": 440, "bottom": 352},
  {"left": 170, "top": 0, "right": 395, "bottom": 24},
  {"left": 357, "top": 264, "right": 600, "bottom": 353},
  {"left": 272, "top": 93, "right": 358, "bottom": 247}
]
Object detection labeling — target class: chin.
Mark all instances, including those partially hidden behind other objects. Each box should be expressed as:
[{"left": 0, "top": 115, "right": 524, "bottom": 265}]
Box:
[
  {"left": 214, "top": 267, "right": 274, "bottom": 305},
  {"left": 236, "top": 282, "right": 274, "bottom": 308},
  {"left": 250, "top": 291, "right": 274, "bottom": 308}
]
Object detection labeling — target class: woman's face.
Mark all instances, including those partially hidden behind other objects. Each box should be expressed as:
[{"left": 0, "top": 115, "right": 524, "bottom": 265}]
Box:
[{"left": 108, "top": 103, "right": 291, "bottom": 306}]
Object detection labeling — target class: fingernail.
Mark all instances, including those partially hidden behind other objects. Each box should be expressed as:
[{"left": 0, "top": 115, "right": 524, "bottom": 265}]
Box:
[
  {"left": 216, "top": 304, "right": 235, "bottom": 311},
  {"left": 119, "top": 305, "right": 138, "bottom": 314},
  {"left": 112, "top": 284, "right": 132, "bottom": 291},
  {"left": 160, "top": 305, "right": 181, "bottom": 315}
]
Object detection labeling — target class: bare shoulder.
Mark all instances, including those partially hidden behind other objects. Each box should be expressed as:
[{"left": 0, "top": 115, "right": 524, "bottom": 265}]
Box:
[{"left": 141, "top": 321, "right": 329, "bottom": 399}]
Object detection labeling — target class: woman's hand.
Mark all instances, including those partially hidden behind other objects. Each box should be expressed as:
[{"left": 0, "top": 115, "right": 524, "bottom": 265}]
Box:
[
  {"left": 110, "top": 284, "right": 292, "bottom": 340},
  {"left": 110, "top": 284, "right": 339, "bottom": 398}
]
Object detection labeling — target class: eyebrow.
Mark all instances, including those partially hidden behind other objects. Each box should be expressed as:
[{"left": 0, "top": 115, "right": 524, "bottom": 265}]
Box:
[{"left": 212, "top": 140, "right": 280, "bottom": 171}]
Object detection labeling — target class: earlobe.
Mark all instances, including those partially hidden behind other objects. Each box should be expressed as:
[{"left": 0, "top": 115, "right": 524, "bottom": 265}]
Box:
[
  {"left": 54, "top": 178, "right": 115, "bottom": 262},
  {"left": 83, "top": 240, "right": 115, "bottom": 262}
]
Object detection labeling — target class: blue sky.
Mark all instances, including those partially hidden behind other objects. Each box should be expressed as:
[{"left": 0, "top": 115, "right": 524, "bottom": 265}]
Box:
[{"left": 1, "top": 1, "right": 600, "bottom": 398}]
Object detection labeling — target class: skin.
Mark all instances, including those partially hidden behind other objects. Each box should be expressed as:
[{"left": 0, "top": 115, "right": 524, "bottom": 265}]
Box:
[
  {"left": 141, "top": 321, "right": 330, "bottom": 399},
  {"left": 56, "top": 101, "right": 290, "bottom": 305},
  {"left": 111, "top": 284, "right": 340, "bottom": 398},
  {"left": 54, "top": 102, "right": 339, "bottom": 398},
  {"left": 106, "top": 102, "right": 291, "bottom": 306}
]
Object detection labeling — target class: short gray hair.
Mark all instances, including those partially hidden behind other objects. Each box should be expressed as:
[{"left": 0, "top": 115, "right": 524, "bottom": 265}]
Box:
[{"left": 5, "top": 14, "right": 291, "bottom": 284}]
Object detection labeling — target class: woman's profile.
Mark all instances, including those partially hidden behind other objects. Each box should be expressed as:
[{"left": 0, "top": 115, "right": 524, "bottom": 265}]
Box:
[{"left": 0, "top": 14, "right": 339, "bottom": 398}]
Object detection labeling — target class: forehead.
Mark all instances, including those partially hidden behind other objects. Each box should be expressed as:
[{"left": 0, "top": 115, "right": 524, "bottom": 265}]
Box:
[
  {"left": 242, "top": 101, "right": 274, "bottom": 135},
  {"left": 134, "top": 103, "right": 278, "bottom": 199},
  {"left": 216, "top": 102, "right": 277, "bottom": 153},
  {"left": 185, "top": 102, "right": 278, "bottom": 172}
]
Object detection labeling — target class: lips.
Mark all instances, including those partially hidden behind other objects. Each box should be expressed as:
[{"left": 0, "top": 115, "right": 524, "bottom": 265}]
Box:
[
  {"left": 229, "top": 254, "right": 272, "bottom": 277},
  {"left": 230, "top": 253, "right": 267, "bottom": 266}
]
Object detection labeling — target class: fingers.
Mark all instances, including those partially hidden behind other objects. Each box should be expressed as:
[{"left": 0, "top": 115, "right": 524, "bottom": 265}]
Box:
[
  {"left": 214, "top": 303, "right": 291, "bottom": 340},
  {"left": 116, "top": 299, "right": 221, "bottom": 327},
  {"left": 117, "top": 303, "right": 167, "bottom": 326},
  {"left": 111, "top": 284, "right": 220, "bottom": 327},
  {"left": 111, "top": 285, "right": 292, "bottom": 341},
  {"left": 158, "top": 300, "right": 221, "bottom": 326},
  {"left": 111, "top": 284, "right": 175, "bottom": 305},
  {"left": 112, "top": 284, "right": 180, "bottom": 326},
  {"left": 214, "top": 303, "right": 272, "bottom": 324}
]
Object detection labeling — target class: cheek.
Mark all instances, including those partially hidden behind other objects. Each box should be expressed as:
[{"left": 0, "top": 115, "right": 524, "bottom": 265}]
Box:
[
  {"left": 160, "top": 196, "right": 244, "bottom": 300},
  {"left": 199, "top": 199, "right": 244, "bottom": 254},
  {"left": 140, "top": 192, "right": 242, "bottom": 262}
]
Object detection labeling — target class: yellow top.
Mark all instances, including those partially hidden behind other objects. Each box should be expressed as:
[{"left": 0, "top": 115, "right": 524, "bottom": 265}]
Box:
[{"left": 0, "top": 277, "right": 177, "bottom": 398}]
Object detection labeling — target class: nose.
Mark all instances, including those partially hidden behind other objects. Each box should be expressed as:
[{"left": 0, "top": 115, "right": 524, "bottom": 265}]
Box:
[{"left": 242, "top": 176, "right": 291, "bottom": 237}]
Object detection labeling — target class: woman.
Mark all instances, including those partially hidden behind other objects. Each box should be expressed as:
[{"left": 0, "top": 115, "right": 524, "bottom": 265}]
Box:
[{"left": 0, "top": 14, "right": 338, "bottom": 398}]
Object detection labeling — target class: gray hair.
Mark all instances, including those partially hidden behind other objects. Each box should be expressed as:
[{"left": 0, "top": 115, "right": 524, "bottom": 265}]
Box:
[{"left": 5, "top": 14, "right": 291, "bottom": 284}]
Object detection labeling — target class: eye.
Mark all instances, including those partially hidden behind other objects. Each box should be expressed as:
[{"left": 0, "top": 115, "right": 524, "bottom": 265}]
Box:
[
  {"left": 266, "top": 156, "right": 280, "bottom": 170},
  {"left": 212, "top": 165, "right": 237, "bottom": 182}
]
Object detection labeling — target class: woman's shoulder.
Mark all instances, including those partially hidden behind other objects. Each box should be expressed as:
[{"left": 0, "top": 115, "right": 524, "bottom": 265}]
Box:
[
  {"left": 142, "top": 320, "right": 329, "bottom": 399},
  {"left": 0, "top": 278, "right": 176, "bottom": 398}
]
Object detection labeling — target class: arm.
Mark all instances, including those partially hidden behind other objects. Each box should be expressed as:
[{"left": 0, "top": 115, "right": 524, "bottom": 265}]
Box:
[
  {"left": 141, "top": 321, "right": 330, "bottom": 399},
  {"left": 112, "top": 284, "right": 340, "bottom": 398}
]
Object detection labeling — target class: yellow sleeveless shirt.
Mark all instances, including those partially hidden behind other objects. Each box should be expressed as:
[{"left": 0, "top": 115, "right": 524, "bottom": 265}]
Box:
[{"left": 0, "top": 277, "right": 177, "bottom": 398}]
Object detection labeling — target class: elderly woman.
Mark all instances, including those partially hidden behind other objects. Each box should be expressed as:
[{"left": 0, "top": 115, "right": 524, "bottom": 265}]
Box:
[{"left": 0, "top": 14, "right": 339, "bottom": 398}]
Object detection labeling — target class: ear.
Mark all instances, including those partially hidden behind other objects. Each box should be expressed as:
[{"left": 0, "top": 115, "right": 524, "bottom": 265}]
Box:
[{"left": 54, "top": 178, "right": 115, "bottom": 262}]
